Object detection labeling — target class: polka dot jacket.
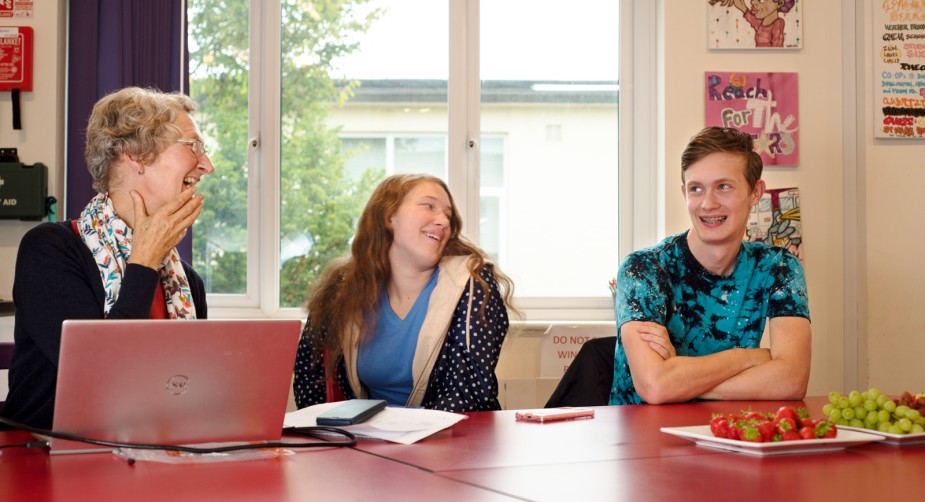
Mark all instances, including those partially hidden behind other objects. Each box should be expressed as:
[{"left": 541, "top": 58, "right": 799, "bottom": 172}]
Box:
[{"left": 293, "top": 255, "right": 510, "bottom": 412}]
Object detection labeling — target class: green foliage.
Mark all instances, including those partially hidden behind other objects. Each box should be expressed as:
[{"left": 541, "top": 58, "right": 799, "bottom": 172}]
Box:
[{"left": 187, "top": 0, "right": 384, "bottom": 306}]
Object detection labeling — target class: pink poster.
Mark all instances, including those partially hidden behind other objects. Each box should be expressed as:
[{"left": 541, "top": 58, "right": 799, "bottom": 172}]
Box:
[{"left": 704, "top": 71, "right": 799, "bottom": 166}]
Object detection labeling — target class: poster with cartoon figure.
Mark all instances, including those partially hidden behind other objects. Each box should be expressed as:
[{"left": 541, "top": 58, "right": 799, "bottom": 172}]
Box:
[
  {"left": 746, "top": 187, "right": 802, "bottom": 262},
  {"left": 705, "top": 71, "right": 799, "bottom": 166},
  {"left": 708, "top": 0, "right": 802, "bottom": 49}
]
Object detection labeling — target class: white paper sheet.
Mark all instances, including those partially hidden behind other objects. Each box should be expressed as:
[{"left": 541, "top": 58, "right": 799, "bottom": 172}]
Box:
[{"left": 284, "top": 402, "right": 467, "bottom": 445}]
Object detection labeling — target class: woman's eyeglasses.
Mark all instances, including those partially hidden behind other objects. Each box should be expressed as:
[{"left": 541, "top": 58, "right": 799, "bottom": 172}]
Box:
[{"left": 175, "top": 138, "right": 208, "bottom": 157}]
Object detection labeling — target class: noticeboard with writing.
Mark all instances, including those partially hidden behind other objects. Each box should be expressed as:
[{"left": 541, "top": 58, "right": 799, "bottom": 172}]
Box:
[{"left": 873, "top": 3, "right": 925, "bottom": 139}]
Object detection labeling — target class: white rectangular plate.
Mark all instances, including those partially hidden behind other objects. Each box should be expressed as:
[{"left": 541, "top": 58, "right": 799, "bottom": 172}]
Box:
[
  {"left": 837, "top": 425, "right": 925, "bottom": 446},
  {"left": 661, "top": 425, "right": 884, "bottom": 456}
]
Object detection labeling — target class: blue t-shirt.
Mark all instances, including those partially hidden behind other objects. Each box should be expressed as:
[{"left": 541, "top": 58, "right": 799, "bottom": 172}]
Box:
[
  {"left": 608, "top": 231, "right": 810, "bottom": 405},
  {"left": 358, "top": 270, "right": 439, "bottom": 406}
]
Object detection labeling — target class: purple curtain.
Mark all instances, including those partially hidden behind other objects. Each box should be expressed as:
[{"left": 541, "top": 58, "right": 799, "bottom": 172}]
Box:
[{"left": 66, "top": 0, "right": 191, "bottom": 259}]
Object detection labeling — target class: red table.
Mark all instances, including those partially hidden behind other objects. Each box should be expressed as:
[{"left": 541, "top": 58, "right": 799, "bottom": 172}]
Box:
[
  {"left": 355, "top": 396, "right": 925, "bottom": 500},
  {"left": 2, "top": 397, "right": 922, "bottom": 501},
  {"left": 0, "top": 434, "right": 517, "bottom": 501},
  {"left": 353, "top": 399, "right": 735, "bottom": 470}
]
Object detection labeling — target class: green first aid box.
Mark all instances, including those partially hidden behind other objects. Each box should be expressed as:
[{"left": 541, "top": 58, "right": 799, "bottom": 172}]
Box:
[{"left": 0, "top": 162, "right": 48, "bottom": 220}]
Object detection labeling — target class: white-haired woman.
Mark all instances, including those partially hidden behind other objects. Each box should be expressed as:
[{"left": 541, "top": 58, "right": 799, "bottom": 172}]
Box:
[{"left": 1, "top": 87, "right": 215, "bottom": 429}]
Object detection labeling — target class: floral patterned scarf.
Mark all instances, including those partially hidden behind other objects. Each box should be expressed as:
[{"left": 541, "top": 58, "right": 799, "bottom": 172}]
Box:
[{"left": 77, "top": 192, "right": 197, "bottom": 319}]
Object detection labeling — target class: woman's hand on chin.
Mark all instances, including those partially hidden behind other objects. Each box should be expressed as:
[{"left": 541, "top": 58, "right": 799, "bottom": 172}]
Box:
[{"left": 126, "top": 187, "right": 204, "bottom": 269}]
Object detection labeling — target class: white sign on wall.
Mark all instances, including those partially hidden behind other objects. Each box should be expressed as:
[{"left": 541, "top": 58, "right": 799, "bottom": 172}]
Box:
[{"left": 539, "top": 324, "right": 615, "bottom": 378}]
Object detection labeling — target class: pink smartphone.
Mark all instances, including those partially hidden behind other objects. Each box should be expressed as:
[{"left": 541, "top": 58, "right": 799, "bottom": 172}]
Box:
[{"left": 515, "top": 407, "right": 595, "bottom": 423}]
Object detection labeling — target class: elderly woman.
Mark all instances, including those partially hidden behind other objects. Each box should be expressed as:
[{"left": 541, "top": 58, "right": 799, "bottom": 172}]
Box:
[
  {"left": 1, "top": 87, "right": 214, "bottom": 429},
  {"left": 293, "top": 174, "right": 516, "bottom": 412}
]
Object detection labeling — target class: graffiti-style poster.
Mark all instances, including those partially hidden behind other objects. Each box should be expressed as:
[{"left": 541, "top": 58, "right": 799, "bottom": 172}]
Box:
[
  {"left": 746, "top": 187, "right": 802, "bottom": 262},
  {"left": 707, "top": 0, "right": 802, "bottom": 49},
  {"left": 873, "top": 3, "right": 925, "bottom": 139},
  {"left": 705, "top": 71, "right": 799, "bottom": 166}
]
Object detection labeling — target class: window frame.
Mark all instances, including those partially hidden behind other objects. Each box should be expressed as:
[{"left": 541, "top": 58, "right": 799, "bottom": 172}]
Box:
[{"left": 203, "top": 0, "right": 658, "bottom": 323}]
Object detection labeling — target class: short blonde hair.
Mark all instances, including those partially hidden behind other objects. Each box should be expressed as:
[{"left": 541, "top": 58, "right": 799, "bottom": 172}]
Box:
[{"left": 84, "top": 87, "right": 197, "bottom": 192}]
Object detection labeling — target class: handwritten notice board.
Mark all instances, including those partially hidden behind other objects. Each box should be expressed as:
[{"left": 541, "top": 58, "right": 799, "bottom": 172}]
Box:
[{"left": 873, "top": 4, "right": 925, "bottom": 139}]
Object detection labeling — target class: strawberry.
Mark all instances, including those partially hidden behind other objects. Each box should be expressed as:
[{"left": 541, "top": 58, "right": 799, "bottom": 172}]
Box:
[
  {"left": 773, "top": 406, "right": 798, "bottom": 425},
  {"left": 780, "top": 431, "right": 802, "bottom": 441},
  {"left": 744, "top": 410, "right": 766, "bottom": 422},
  {"left": 774, "top": 416, "right": 797, "bottom": 434},
  {"left": 813, "top": 419, "right": 837, "bottom": 439},
  {"left": 738, "top": 425, "right": 763, "bottom": 442},
  {"left": 798, "top": 426, "right": 815, "bottom": 440},
  {"left": 710, "top": 415, "right": 731, "bottom": 439},
  {"left": 756, "top": 421, "right": 775, "bottom": 442}
]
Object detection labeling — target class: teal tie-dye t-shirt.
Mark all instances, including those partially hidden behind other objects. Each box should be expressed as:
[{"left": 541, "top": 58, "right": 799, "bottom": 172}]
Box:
[{"left": 608, "top": 231, "right": 810, "bottom": 405}]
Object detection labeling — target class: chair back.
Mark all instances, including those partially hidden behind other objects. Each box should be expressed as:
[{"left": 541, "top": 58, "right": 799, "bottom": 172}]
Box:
[
  {"left": 0, "top": 342, "right": 13, "bottom": 412},
  {"left": 0, "top": 343, "right": 12, "bottom": 369},
  {"left": 544, "top": 336, "right": 616, "bottom": 407}
]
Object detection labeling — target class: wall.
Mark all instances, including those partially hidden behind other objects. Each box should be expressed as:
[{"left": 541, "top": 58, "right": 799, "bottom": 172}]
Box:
[
  {"left": 0, "top": 3, "right": 66, "bottom": 321},
  {"left": 0, "top": 1, "right": 66, "bottom": 400},
  {"left": 662, "top": 1, "right": 846, "bottom": 396},
  {"left": 3, "top": 2, "right": 922, "bottom": 405},
  {"left": 862, "top": 1, "right": 925, "bottom": 394}
]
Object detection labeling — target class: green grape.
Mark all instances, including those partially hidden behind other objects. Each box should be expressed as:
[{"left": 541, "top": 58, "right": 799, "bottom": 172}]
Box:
[
  {"left": 878, "top": 410, "right": 891, "bottom": 423},
  {"left": 848, "top": 391, "right": 862, "bottom": 407},
  {"left": 822, "top": 388, "right": 925, "bottom": 436}
]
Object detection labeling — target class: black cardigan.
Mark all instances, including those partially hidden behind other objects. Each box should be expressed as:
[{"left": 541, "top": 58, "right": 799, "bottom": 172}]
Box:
[{"left": 0, "top": 221, "right": 207, "bottom": 429}]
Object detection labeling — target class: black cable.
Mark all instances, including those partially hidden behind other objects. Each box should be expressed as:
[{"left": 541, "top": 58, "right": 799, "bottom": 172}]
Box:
[
  {"left": 0, "top": 416, "right": 357, "bottom": 453},
  {"left": 1, "top": 440, "right": 49, "bottom": 450}
]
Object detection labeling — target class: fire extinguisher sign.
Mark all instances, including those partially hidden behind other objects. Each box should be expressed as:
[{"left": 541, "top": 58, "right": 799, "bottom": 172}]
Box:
[
  {"left": 0, "top": 26, "right": 31, "bottom": 91},
  {"left": 0, "top": 1, "right": 33, "bottom": 19}
]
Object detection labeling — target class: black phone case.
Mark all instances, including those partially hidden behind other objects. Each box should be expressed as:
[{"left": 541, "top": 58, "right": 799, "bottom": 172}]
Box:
[{"left": 316, "top": 399, "right": 387, "bottom": 426}]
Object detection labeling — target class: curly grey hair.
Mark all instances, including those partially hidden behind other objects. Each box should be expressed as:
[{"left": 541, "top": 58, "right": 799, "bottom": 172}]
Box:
[{"left": 84, "top": 87, "right": 197, "bottom": 192}]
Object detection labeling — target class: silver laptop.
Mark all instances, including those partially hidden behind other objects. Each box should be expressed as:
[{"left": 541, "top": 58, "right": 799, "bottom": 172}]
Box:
[{"left": 47, "top": 319, "right": 301, "bottom": 454}]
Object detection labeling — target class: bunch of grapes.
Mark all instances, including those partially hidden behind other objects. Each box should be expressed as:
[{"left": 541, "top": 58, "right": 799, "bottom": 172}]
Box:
[
  {"left": 823, "top": 388, "right": 925, "bottom": 435},
  {"left": 895, "top": 391, "right": 925, "bottom": 412}
]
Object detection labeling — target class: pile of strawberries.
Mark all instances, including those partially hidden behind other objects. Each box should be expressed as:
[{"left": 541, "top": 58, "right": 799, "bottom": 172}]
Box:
[{"left": 710, "top": 406, "right": 837, "bottom": 442}]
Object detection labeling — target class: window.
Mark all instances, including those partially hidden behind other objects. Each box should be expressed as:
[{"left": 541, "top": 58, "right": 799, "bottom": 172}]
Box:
[{"left": 187, "top": 0, "right": 655, "bottom": 320}]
